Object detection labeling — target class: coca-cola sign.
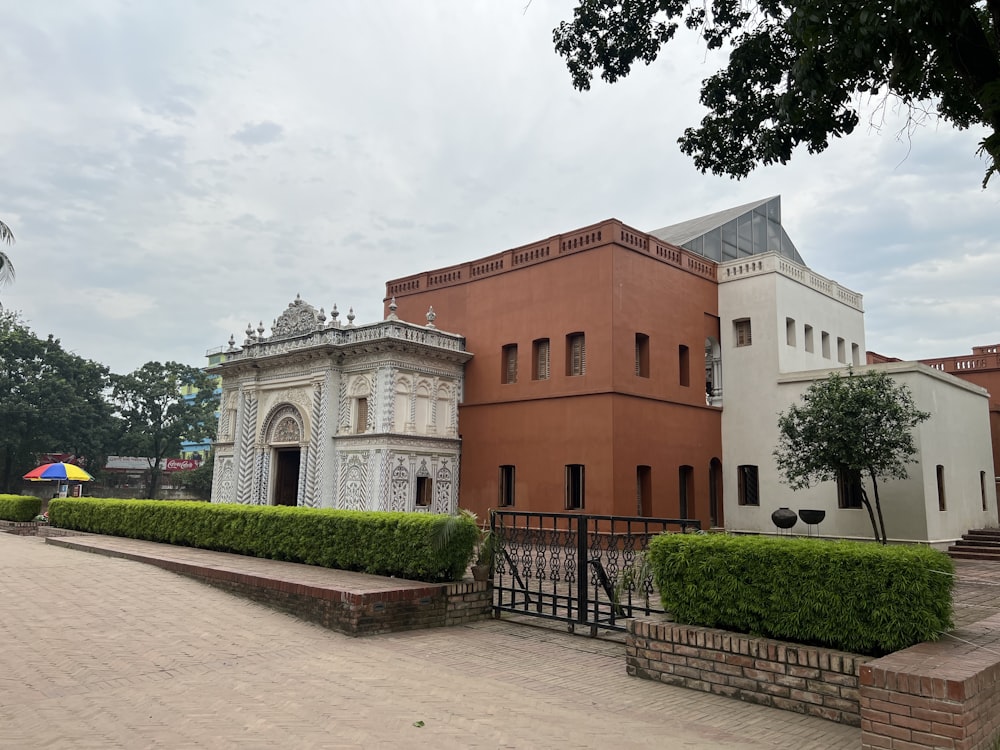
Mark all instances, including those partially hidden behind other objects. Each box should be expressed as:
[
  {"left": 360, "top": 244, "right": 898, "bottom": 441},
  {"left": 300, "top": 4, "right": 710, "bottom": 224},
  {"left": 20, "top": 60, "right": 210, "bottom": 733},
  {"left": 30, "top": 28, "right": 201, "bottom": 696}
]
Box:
[{"left": 165, "top": 458, "right": 200, "bottom": 472}]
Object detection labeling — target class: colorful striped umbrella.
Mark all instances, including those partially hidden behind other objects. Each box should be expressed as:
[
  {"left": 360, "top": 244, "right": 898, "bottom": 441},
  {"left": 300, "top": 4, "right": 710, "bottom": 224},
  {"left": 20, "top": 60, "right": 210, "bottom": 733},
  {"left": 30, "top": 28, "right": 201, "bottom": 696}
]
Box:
[{"left": 23, "top": 462, "right": 94, "bottom": 481}]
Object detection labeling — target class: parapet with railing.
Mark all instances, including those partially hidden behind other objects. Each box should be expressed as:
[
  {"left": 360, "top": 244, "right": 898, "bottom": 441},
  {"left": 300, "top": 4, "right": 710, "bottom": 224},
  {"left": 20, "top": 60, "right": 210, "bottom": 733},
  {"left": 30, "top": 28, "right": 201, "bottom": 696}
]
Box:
[{"left": 384, "top": 218, "right": 718, "bottom": 300}]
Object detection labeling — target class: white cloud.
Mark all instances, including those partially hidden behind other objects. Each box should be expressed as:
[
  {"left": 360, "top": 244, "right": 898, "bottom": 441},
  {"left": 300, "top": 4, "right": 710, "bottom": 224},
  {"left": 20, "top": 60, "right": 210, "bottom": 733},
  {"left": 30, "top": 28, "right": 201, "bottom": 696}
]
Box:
[{"left": 0, "top": 1, "right": 996, "bottom": 374}]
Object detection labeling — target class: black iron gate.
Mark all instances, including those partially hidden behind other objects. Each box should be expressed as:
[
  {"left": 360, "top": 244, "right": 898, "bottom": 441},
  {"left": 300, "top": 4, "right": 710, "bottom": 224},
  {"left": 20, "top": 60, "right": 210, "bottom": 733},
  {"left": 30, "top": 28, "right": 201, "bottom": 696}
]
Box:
[{"left": 489, "top": 510, "right": 700, "bottom": 635}]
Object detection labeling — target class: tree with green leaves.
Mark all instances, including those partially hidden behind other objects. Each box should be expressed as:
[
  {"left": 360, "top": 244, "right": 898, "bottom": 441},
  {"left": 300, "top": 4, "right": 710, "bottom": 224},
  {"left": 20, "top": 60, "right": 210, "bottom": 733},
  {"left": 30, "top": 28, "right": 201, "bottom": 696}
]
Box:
[
  {"left": 554, "top": 0, "right": 1000, "bottom": 186},
  {"left": 0, "top": 311, "right": 117, "bottom": 492},
  {"left": 175, "top": 450, "right": 215, "bottom": 500},
  {"left": 110, "top": 361, "right": 219, "bottom": 499},
  {"left": 0, "top": 220, "right": 14, "bottom": 304},
  {"left": 774, "top": 368, "right": 930, "bottom": 543}
]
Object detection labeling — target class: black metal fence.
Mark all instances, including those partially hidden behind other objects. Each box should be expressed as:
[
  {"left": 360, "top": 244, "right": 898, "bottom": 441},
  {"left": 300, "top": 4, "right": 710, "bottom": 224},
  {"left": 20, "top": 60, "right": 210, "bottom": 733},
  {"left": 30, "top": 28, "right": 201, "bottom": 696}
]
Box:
[{"left": 489, "top": 510, "right": 700, "bottom": 635}]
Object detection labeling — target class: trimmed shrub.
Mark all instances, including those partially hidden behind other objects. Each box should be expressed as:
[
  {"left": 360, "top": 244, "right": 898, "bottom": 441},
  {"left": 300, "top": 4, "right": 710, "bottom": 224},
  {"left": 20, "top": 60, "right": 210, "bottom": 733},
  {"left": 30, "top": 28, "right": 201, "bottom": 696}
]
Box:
[
  {"left": 48, "top": 498, "right": 478, "bottom": 582},
  {"left": 647, "top": 533, "right": 954, "bottom": 656},
  {"left": 0, "top": 494, "right": 42, "bottom": 522}
]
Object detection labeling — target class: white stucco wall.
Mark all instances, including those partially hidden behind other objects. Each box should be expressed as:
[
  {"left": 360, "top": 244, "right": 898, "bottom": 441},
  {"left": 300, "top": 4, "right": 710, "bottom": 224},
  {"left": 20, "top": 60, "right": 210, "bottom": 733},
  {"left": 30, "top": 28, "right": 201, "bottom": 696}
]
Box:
[
  {"left": 718, "top": 254, "right": 864, "bottom": 537},
  {"left": 717, "top": 254, "right": 997, "bottom": 545}
]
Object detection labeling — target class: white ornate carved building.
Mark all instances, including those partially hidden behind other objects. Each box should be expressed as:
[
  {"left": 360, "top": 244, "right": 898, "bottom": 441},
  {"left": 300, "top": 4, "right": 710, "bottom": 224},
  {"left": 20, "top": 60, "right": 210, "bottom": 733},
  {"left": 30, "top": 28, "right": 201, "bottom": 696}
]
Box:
[{"left": 209, "top": 296, "right": 471, "bottom": 513}]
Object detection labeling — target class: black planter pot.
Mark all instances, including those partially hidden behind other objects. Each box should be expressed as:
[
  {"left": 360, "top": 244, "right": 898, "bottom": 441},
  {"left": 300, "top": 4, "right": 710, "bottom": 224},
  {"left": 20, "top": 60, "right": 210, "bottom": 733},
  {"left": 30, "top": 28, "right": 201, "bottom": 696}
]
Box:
[
  {"left": 771, "top": 507, "right": 798, "bottom": 529},
  {"left": 798, "top": 509, "right": 826, "bottom": 526}
]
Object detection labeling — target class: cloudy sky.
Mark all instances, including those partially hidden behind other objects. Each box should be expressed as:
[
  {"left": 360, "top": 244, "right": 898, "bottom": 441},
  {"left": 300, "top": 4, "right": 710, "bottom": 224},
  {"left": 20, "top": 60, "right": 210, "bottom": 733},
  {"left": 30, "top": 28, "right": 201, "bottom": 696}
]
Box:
[{"left": 2, "top": 1, "right": 997, "bottom": 375}]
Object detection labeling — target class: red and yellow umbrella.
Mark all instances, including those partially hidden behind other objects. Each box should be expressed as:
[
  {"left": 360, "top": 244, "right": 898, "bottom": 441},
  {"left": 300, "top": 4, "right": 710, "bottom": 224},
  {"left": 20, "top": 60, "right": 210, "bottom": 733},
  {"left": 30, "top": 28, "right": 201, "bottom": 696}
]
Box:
[{"left": 23, "top": 462, "right": 94, "bottom": 481}]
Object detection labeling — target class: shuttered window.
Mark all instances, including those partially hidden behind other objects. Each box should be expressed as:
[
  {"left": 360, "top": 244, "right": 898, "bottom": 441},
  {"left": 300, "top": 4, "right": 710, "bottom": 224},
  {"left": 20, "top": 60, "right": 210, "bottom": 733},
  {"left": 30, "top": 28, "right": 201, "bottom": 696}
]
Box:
[
  {"left": 567, "top": 333, "right": 586, "bottom": 376},
  {"left": 533, "top": 338, "right": 550, "bottom": 380},
  {"left": 502, "top": 344, "right": 518, "bottom": 384},
  {"left": 734, "top": 319, "right": 752, "bottom": 347},
  {"left": 355, "top": 397, "right": 368, "bottom": 433}
]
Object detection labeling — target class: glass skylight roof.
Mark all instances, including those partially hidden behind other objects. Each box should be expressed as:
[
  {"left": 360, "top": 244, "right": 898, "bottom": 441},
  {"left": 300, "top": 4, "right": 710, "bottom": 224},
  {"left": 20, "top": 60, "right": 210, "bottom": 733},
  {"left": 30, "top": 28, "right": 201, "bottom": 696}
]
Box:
[{"left": 649, "top": 196, "right": 805, "bottom": 266}]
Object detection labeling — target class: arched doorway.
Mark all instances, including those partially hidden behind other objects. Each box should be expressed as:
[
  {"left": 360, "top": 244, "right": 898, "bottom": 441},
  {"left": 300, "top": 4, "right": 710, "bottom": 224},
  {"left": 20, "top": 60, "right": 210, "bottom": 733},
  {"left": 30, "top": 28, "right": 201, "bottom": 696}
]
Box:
[
  {"left": 273, "top": 448, "right": 301, "bottom": 506},
  {"left": 263, "top": 404, "right": 306, "bottom": 506}
]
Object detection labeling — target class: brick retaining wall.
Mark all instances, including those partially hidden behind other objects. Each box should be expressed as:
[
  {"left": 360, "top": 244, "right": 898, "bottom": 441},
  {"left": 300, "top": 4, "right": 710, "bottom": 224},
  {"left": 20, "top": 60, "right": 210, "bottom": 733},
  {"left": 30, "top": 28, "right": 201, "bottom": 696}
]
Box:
[
  {"left": 860, "top": 612, "right": 1000, "bottom": 750},
  {"left": 627, "top": 617, "right": 864, "bottom": 726},
  {"left": 158, "top": 565, "right": 492, "bottom": 637}
]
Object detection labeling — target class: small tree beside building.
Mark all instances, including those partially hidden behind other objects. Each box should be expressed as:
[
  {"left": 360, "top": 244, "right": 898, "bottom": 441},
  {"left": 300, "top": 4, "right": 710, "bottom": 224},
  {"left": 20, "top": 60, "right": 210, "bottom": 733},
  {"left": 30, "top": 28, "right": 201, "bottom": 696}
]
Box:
[
  {"left": 110, "top": 361, "right": 218, "bottom": 499},
  {"left": 773, "top": 368, "right": 930, "bottom": 544}
]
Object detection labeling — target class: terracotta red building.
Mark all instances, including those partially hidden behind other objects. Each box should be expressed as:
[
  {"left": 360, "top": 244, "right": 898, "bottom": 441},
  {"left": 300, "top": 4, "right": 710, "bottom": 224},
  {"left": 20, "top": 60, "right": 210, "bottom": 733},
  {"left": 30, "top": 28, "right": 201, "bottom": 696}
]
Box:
[{"left": 385, "top": 218, "right": 725, "bottom": 527}]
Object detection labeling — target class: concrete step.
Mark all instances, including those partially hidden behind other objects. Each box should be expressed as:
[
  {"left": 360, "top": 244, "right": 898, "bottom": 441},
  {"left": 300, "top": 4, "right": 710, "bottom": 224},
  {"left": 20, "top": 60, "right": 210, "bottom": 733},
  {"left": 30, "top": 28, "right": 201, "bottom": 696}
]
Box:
[
  {"left": 964, "top": 529, "right": 1000, "bottom": 541},
  {"left": 947, "top": 548, "right": 1000, "bottom": 561},
  {"left": 955, "top": 539, "right": 1000, "bottom": 549}
]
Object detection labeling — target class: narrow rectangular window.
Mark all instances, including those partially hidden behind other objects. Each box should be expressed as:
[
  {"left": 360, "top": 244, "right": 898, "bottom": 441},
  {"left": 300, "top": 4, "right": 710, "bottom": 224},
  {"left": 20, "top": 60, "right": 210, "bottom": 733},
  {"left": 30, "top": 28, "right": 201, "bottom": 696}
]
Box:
[
  {"left": 786, "top": 317, "right": 796, "bottom": 346},
  {"left": 737, "top": 465, "right": 759, "bottom": 506},
  {"left": 821, "top": 331, "right": 831, "bottom": 359},
  {"left": 636, "top": 465, "right": 652, "bottom": 516},
  {"left": 679, "top": 465, "right": 693, "bottom": 518},
  {"left": 852, "top": 343, "right": 861, "bottom": 366},
  {"left": 502, "top": 344, "right": 518, "bottom": 384},
  {"left": 837, "top": 337, "right": 846, "bottom": 364},
  {"left": 837, "top": 467, "right": 863, "bottom": 508},
  {"left": 981, "top": 471, "right": 988, "bottom": 511},
  {"left": 415, "top": 476, "right": 433, "bottom": 507},
  {"left": 567, "top": 333, "right": 586, "bottom": 376},
  {"left": 936, "top": 465, "right": 947, "bottom": 511},
  {"left": 678, "top": 344, "right": 689, "bottom": 386},
  {"left": 499, "top": 465, "right": 515, "bottom": 507},
  {"left": 804, "top": 325, "right": 814, "bottom": 353},
  {"left": 355, "top": 397, "right": 368, "bottom": 434},
  {"left": 635, "top": 333, "right": 650, "bottom": 377},
  {"left": 565, "top": 464, "right": 585, "bottom": 509},
  {"left": 734, "top": 319, "right": 752, "bottom": 347},
  {"left": 532, "top": 338, "right": 550, "bottom": 380}
]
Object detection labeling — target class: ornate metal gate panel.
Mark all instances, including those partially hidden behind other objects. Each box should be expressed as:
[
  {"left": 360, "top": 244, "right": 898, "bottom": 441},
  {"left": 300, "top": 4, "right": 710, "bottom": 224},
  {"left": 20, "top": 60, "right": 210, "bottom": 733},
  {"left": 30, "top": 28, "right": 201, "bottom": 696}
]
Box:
[{"left": 490, "top": 511, "right": 700, "bottom": 635}]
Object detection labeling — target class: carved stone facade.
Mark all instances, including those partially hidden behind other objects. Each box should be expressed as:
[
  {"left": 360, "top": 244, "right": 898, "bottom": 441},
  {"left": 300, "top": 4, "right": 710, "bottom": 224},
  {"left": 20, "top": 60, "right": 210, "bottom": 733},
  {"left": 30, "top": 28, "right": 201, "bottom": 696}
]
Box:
[{"left": 209, "top": 296, "right": 471, "bottom": 513}]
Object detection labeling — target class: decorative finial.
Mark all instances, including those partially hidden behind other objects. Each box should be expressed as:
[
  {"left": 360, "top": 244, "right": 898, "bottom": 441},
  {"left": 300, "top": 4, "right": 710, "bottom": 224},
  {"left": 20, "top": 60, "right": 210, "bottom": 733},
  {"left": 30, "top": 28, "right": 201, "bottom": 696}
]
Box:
[
  {"left": 331, "top": 303, "right": 339, "bottom": 327},
  {"left": 227, "top": 334, "right": 236, "bottom": 352},
  {"left": 245, "top": 322, "right": 254, "bottom": 345},
  {"left": 426, "top": 306, "right": 436, "bottom": 328},
  {"left": 257, "top": 321, "right": 265, "bottom": 341},
  {"left": 318, "top": 307, "right": 326, "bottom": 324},
  {"left": 346, "top": 307, "right": 356, "bottom": 327},
  {"left": 387, "top": 297, "right": 398, "bottom": 320}
]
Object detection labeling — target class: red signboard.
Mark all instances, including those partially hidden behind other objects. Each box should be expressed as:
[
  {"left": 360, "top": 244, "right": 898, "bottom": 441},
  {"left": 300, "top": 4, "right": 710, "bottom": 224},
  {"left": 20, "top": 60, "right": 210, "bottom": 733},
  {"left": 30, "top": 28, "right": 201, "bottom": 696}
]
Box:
[{"left": 164, "top": 458, "right": 200, "bottom": 472}]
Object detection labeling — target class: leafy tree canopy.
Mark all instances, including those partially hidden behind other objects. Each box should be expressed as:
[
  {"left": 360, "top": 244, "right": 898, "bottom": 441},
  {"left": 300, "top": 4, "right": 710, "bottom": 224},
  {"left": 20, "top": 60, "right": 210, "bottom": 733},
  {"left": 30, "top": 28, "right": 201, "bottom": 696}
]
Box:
[
  {"left": 0, "top": 219, "right": 14, "bottom": 300},
  {"left": 110, "top": 361, "right": 219, "bottom": 499},
  {"left": 0, "top": 310, "right": 116, "bottom": 492},
  {"left": 554, "top": 0, "right": 1000, "bottom": 185},
  {"left": 773, "top": 368, "right": 930, "bottom": 542}
]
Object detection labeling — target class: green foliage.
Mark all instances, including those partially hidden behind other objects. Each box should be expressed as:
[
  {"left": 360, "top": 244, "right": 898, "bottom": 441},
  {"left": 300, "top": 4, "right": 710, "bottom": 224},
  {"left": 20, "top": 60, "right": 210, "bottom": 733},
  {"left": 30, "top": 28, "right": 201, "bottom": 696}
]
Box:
[
  {"left": 0, "top": 311, "right": 116, "bottom": 492},
  {"left": 0, "top": 494, "right": 41, "bottom": 522},
  {"left": 774, "top": 368, "right": 930, "bottom": 543},
  {"left": 647, "top": 534, "right": 954, "bottom": 656},
  {"left": 554, "top": 0, "right": 1000, "bottom": 186},
  {"left": 0, "top": 219, "right": 13, "bottom": 293},
  {"left": 48, "top": 498, "right": 479, "bottom": 582},
  {"left": 175, "top": 452, "right": 214, "bottom": 500},
  {"left": 110, "top": 362, "right": 219, "bottom": 499}
]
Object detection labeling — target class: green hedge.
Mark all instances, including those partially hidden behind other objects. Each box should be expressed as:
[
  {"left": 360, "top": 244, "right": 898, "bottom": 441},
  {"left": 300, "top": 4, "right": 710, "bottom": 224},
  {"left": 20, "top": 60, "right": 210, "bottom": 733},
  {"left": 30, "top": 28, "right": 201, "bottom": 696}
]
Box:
[
  {"left": 647, "top": 534, "right": 954, "bottom": 656},
  {"left": 0, "top": 494, "right": 42, "bottom": 522},
  {"left": 48, "top": 498, "right": 478, "bottom": 583}
]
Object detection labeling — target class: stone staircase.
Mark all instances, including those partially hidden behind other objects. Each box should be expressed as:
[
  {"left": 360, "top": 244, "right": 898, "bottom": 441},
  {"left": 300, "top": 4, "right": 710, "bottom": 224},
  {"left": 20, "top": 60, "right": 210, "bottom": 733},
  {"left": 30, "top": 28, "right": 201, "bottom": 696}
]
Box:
[{"left": 948, "top": 529, "right": 1000, "bottom": 560}]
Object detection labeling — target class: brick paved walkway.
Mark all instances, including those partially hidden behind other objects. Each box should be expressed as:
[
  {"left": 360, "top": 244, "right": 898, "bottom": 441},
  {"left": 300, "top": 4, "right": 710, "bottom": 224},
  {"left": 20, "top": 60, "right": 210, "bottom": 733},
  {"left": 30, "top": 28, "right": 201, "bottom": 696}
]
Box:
[{"left": 0, "top": 534, "right": 875, "bottom": 749}]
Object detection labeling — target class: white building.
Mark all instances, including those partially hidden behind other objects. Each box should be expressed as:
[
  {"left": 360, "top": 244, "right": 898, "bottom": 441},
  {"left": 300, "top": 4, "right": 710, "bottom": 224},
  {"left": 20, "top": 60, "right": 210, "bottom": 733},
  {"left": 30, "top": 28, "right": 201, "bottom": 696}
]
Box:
[
  {"left": 209, "top": 297, "right": 471, "bottom": 513},
  {"left": 717, "top": 252, "right": 998, "bottom": 546}
]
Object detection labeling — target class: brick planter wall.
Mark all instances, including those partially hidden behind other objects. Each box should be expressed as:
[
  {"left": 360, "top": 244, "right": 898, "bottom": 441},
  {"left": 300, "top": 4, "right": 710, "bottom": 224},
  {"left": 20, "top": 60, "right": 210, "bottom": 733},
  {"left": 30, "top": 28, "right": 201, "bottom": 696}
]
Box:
[
  {"left": 860, "top": 612, "right": 1000, "bottom": 750},
  {"left": 627, "top": 617, "right": 864, "bottom": 726},
  {"left": 0, "top": 520, "right": 44, "bottom": 536},
  {"left": 194, "top": 572, "right": 491, "bottom": 636}
]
